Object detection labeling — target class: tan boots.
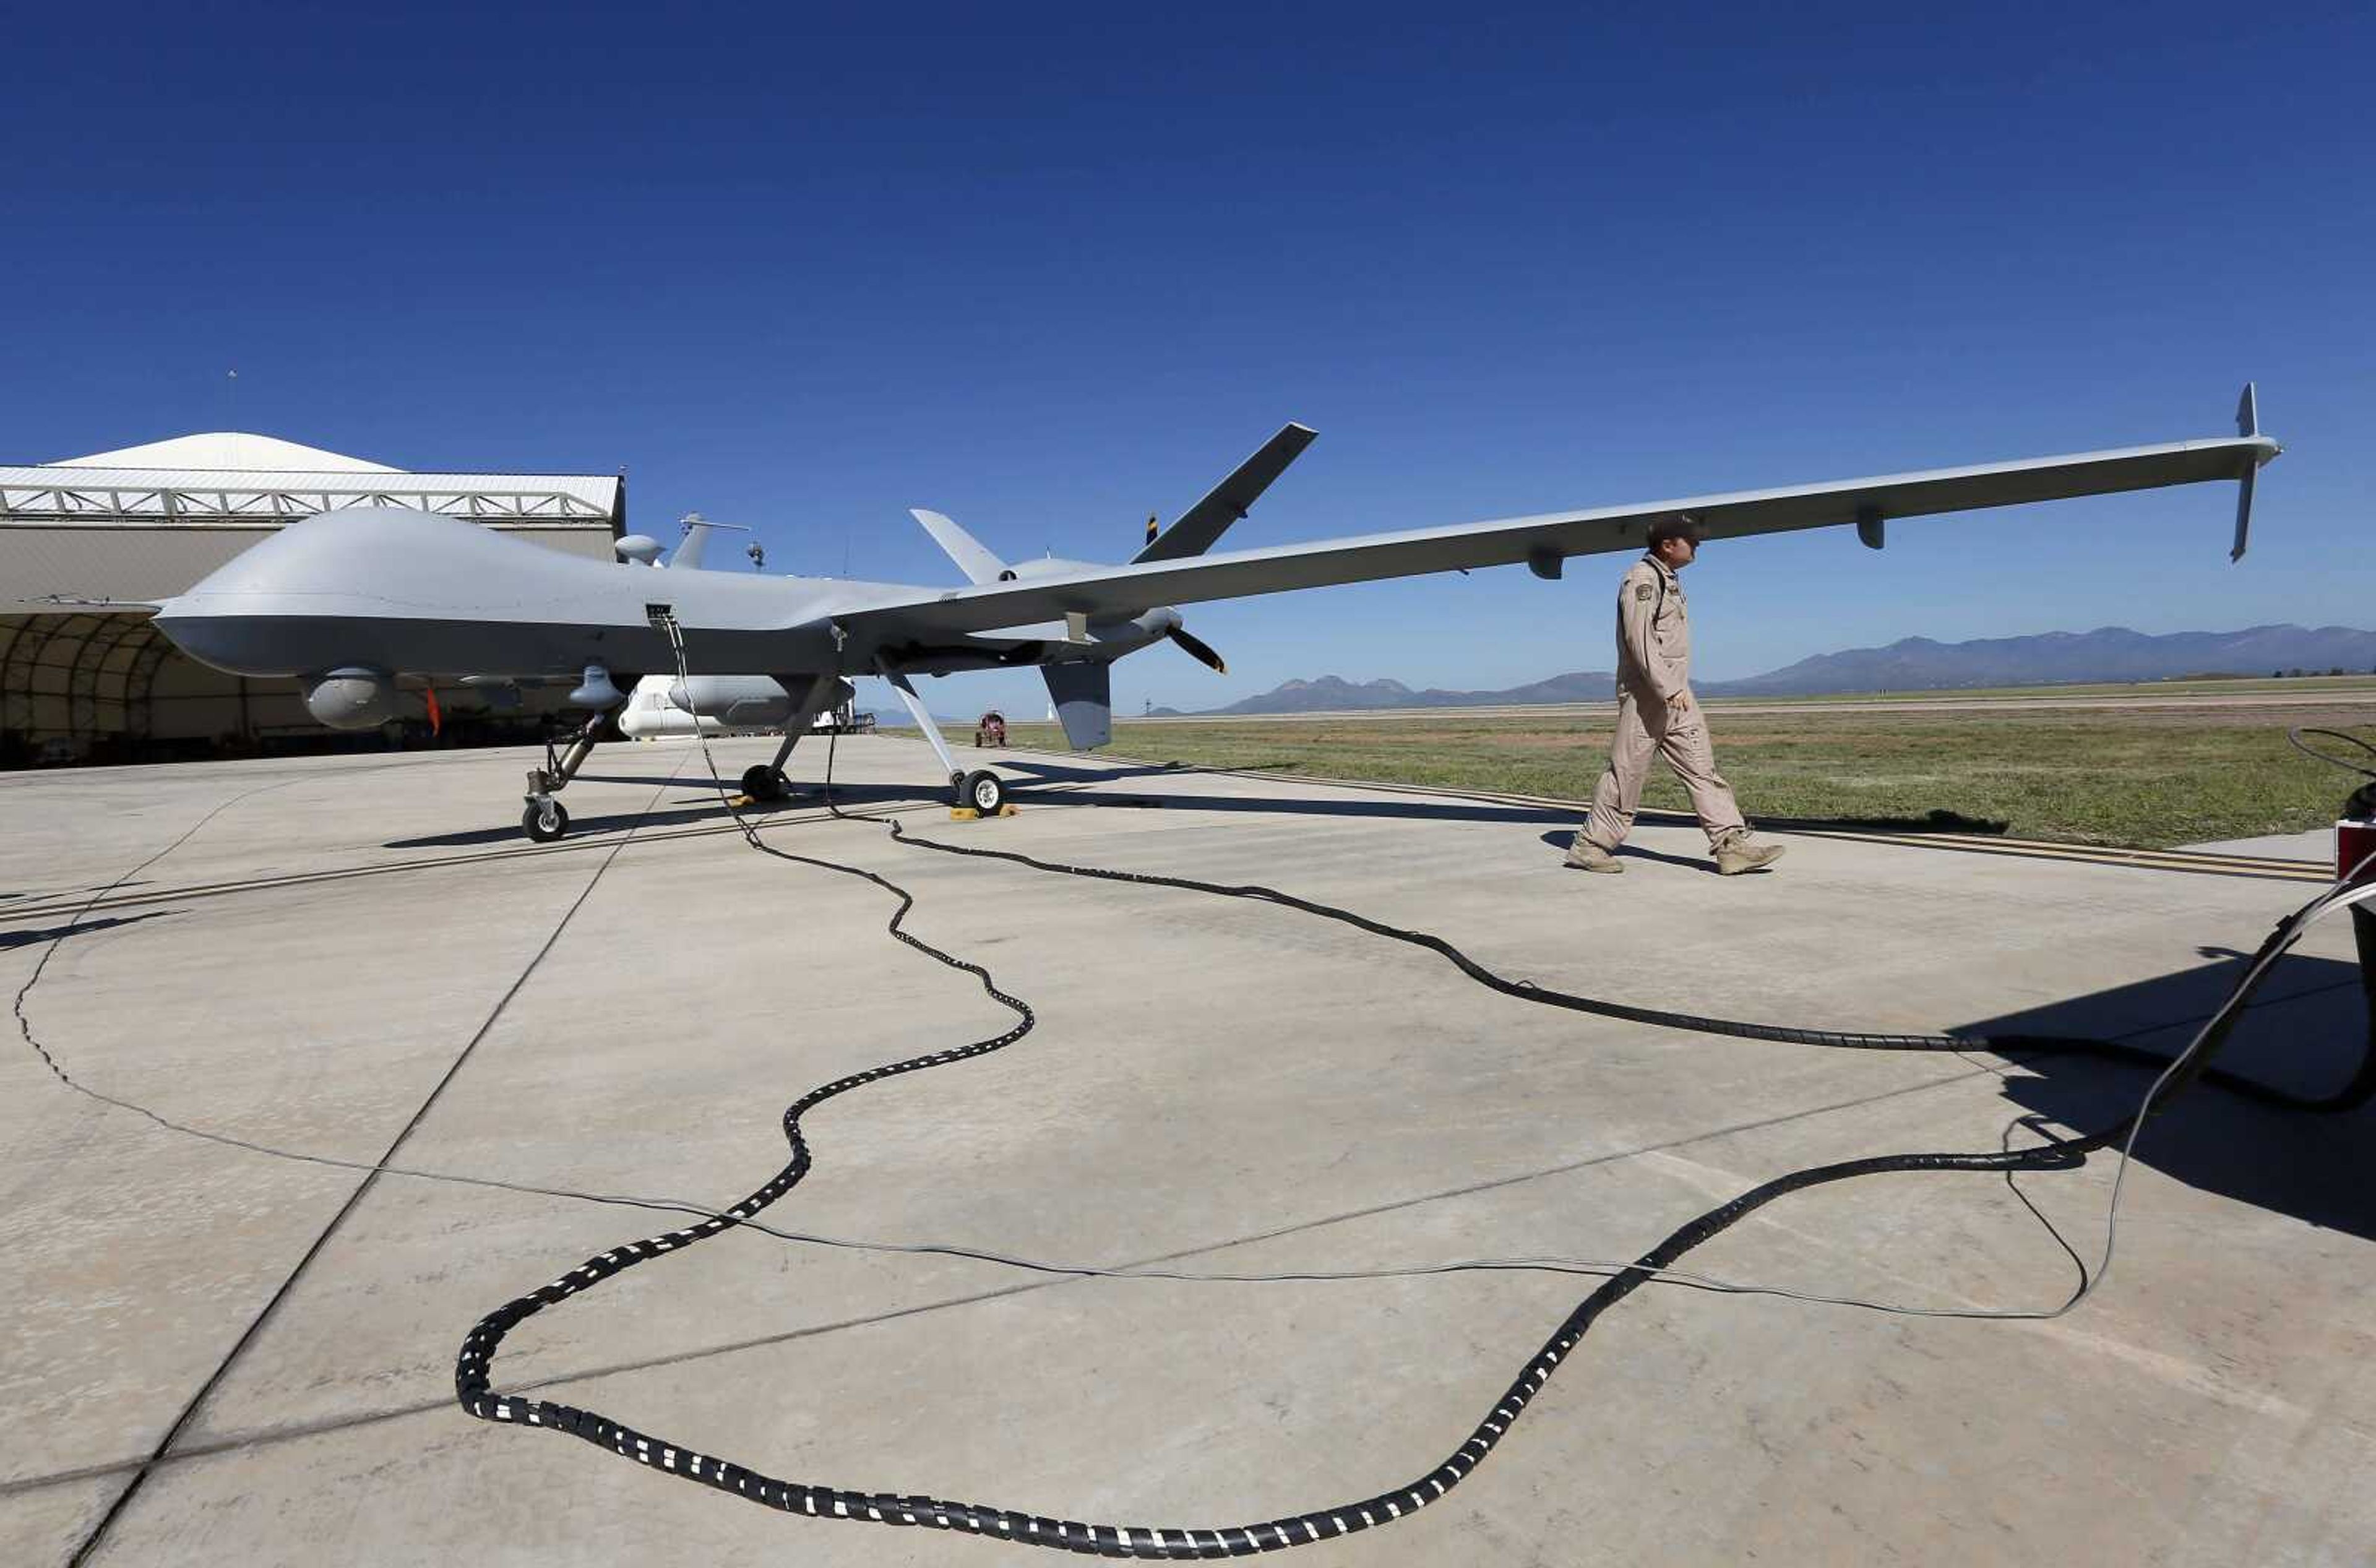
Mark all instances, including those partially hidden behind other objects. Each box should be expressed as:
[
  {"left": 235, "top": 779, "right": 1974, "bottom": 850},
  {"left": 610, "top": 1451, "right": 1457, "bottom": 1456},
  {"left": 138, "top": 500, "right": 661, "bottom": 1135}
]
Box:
[
  {"left": 1713, "top": 831, "right": 1785, "bottom": 876},
  {"left": 1564, "top": 837, "right": 1624, "bottom": 873},
  {"left": 1567, "top": 830, "right": 1784, "bottom": 876}
]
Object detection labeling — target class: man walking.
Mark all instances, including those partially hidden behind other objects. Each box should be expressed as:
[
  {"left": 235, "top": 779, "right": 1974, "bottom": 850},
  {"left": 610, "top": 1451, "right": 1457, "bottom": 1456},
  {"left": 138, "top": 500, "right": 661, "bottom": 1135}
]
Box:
[{"left": 1566, "top": 517, "right": 1784, "bottom": 876}]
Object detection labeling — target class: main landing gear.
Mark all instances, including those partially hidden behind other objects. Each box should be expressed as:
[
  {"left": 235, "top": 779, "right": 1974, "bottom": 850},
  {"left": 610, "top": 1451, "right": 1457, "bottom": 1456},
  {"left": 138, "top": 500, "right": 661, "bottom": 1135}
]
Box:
[
  {"left": 735, "top": 674, "right": 848, "bottom": 806},
  {"left": 959, "top": 768, "right": 1007, "bottom": 814},
  {"left": 874, "top": 658, "right": 1010, "bottom": 817}
]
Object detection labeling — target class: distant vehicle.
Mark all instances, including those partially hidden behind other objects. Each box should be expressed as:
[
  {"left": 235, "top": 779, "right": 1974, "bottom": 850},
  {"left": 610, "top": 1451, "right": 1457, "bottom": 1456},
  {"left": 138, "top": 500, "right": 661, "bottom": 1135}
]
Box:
[{"left": 975, "top": 710, "right": 1007, "bottom": 747}]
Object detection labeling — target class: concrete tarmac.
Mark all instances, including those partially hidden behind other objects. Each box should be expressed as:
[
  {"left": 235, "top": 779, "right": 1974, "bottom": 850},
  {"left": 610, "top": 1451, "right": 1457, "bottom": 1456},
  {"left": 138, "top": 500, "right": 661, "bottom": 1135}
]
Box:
[{"left": 2, "top": 737, "right": 2369, "bottom": 1566}]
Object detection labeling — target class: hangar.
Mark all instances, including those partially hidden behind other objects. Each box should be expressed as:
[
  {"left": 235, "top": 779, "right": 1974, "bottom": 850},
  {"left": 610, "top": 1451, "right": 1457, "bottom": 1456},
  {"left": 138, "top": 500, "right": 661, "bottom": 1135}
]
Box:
[{"left": 0, "top": 432, "right": 624, "bottom": 767}]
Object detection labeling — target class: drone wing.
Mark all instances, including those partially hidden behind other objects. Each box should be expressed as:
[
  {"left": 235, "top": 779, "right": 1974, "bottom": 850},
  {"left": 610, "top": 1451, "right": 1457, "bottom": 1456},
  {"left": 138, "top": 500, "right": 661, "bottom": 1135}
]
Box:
[{"left": 838, "top": 429, "right": 2276, "bottom": 646}]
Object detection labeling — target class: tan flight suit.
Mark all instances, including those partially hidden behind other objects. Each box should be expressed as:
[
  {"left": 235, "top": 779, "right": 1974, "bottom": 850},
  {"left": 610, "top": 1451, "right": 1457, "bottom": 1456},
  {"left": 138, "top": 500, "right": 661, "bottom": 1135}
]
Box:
[{"left": 1579, "top": 553, "right": 1748, "bottom": 851}]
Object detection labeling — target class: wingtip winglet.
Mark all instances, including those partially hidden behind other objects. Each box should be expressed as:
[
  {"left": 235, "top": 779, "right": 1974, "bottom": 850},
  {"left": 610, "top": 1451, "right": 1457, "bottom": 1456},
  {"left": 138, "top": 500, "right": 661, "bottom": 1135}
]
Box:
[
  {"left": 1134, "top": 422, "right": 1320, "bottom": 564},
  {"left": 2230, "top": 382, "right": 2262, "bottom": 563}
]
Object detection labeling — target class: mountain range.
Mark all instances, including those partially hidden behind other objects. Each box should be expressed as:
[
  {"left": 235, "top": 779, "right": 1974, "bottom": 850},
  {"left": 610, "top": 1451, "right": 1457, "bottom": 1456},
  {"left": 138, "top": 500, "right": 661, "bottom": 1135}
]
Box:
[{"left": 1157, "top": 625, "right": 2376, "bottom": 714}]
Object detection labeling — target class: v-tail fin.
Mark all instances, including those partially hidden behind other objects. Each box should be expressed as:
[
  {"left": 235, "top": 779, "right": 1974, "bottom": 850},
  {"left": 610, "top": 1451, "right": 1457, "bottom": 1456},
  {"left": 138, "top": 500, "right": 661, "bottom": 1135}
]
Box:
[{"left": 911, "top": 509, "right": 1009, "bottom": 585}]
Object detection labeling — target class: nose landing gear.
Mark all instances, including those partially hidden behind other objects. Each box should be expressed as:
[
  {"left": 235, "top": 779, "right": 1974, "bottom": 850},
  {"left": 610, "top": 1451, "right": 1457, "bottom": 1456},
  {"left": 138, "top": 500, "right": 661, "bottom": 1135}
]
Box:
[{"left": 519, "top": 708, "right": 618, "bottom": 843}]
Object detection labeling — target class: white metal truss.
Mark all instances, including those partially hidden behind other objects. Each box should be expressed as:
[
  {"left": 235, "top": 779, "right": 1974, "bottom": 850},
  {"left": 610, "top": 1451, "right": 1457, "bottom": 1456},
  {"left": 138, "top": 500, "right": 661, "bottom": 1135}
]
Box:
[{"left": 0, "top": 468, "right": 619, "bottom": 526}]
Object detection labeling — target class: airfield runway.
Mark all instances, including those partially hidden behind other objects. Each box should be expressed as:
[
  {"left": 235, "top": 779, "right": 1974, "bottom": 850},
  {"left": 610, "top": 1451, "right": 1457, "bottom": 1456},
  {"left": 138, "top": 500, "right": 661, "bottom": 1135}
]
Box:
[{"left": 2, "top": 737, "right": 2369, "bottom": 1565}]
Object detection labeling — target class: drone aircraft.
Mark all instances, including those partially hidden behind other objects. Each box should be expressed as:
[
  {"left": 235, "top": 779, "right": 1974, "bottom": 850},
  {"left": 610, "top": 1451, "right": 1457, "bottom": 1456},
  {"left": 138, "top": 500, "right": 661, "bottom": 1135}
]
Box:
[{"left": 150, "top": 390, "right": 2278, "bottom": 842}]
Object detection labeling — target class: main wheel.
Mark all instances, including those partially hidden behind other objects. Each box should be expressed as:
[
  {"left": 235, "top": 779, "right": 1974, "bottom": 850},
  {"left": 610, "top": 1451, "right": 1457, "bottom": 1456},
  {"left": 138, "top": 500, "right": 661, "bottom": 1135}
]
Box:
[
  {"left": 960, "top": 769, "right": 1007, "bottom": 814},
  {"left": 522, "top": 799, "right": 569, "bottom": 843},
  {"left": 741, "top": 764, "right": 788, "bottom": 801}
]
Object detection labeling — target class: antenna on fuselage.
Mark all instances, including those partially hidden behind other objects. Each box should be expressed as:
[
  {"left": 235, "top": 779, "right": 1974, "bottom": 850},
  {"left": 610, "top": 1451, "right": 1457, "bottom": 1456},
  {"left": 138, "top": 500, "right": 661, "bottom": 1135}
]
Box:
[{"left": 671, "top": 514, "right": 753, "bottom": 571}]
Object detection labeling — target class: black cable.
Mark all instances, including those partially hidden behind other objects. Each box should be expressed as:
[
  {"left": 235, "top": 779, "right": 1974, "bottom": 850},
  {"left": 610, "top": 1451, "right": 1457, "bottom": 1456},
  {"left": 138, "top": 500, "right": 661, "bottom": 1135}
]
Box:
[
  {"left": 859, "top": 799, "right": 2375, "bottom": 1114},
  {"left": 2288, "top": 725, "right": 2376, "bottom": 781},
  {"left": 37, "top": 725, "right": 2351, "bottom": 1551},
  {"left": 453, "top": 629, "right": 2375, "bottom": 1558},
  {"left": 15, "top": 753, "right": 1966, "bottom": 1330},
  {"left": 2291, "top": 725, "right": 2376, "bottom": 823}
]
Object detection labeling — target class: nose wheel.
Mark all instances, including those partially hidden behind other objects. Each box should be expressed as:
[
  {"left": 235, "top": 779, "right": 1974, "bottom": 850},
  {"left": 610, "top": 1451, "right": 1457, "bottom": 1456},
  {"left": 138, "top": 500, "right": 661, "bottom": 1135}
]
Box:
[{"left": 515, "top": 707, "right": 617, "bottom": 842}]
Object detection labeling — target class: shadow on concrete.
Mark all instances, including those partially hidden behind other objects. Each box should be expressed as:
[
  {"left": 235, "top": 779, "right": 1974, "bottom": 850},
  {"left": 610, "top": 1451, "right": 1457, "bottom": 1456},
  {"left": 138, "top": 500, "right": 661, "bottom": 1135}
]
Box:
[
  {"left": 1046, "top": 779, "right": 2008, "bottom": 838},
  {"left": 1768, "top": 807, "right": 2008, "bottom": 836},
  {"left": 1536, "top": 827, "right": 1719, "bottom": 875},
  {"left": 565, "top": 759, "right": 1194, "bottom": 792},
  {"left": 1052, "top": 757, "right": 2010, "bottom": 835},
  {"left": 381, "top": 772, "right": 2019, "bottom": 853},
  {"left": 1070, "top": 792, "right": 1569, "bottom": 824},
  {"left": 997, "top": 757, "right": 1202, "bottom": 786},
  {"left": 0, "top": 911, "right": 174, "bottom": 950},
  {"left": 1955, "top": 954, "right": 2375, "bottom": 1241},
  {"left": 383, "top": 779, "right": 1584, "bottom": 850},
  {"left": 1044, "top": 786, "right": 1997, "bottom": 846},
  {"left": 570, "top": 772, "right": 745, "bottom": 789},
  {"left": 381, "top": 781, "right": 957, "bottom": 850}
]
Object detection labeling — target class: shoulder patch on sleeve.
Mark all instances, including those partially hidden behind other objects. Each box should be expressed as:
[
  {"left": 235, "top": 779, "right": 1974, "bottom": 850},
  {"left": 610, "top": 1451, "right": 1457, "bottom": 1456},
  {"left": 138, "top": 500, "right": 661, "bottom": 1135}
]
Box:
[{"left": 1634, "top": 583, "right": 1654, "bottom": 601}]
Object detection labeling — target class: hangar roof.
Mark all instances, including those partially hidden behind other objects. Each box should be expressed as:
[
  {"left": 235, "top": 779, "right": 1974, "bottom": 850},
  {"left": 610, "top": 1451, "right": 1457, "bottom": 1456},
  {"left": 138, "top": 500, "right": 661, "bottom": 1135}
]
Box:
[
  {"left": 0, "top": 431, "right": 625, "bottom": 611},
  {"left": 54, "top": 432, "right": 404, "bottom": 472},
  {"left": 0, "top": 431, "right": 622, "bottom": 526}
]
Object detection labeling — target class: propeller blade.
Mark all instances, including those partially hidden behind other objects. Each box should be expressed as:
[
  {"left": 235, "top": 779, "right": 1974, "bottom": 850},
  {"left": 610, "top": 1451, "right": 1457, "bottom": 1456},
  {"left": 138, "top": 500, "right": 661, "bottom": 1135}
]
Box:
[{"left": 1167, "top": 624, "right": 1228, "bottom": 674}]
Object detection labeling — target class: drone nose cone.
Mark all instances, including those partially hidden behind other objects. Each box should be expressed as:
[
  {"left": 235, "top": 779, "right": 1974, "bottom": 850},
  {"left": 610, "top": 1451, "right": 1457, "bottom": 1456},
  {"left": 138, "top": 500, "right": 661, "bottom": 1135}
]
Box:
[
  {"left": 150, "top": 598, "right": 210, "bottom": 652},
  {"left": 152, "top": 590, "right": 283, "bottom": 675},
  {"left": 153, "top": 506, "right": 492, "bottom": 677}
]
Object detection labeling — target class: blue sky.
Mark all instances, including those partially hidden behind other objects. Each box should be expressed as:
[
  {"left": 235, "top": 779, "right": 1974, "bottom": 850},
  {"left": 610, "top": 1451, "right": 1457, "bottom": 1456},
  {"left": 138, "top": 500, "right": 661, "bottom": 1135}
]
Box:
[{"left": 5, "top": 2, "right": 2370, "bottom": 716}]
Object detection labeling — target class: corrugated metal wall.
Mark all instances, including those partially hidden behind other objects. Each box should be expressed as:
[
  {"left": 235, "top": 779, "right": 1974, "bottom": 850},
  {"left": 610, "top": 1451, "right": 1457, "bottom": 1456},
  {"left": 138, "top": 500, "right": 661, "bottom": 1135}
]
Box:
[{"left": 2, "top": 520, "right": 618, "bottom": 766}]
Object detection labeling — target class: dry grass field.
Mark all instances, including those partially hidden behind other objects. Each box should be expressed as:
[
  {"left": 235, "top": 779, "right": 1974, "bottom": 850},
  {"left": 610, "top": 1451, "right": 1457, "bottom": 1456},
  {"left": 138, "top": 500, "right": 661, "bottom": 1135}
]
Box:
[{"left": 989, "top": 692, "right": 2376, "bottom": 849}]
